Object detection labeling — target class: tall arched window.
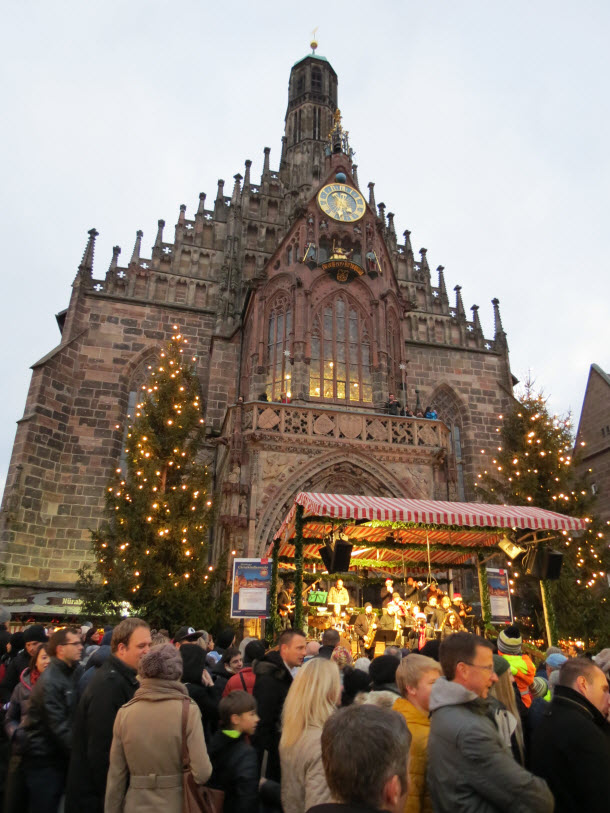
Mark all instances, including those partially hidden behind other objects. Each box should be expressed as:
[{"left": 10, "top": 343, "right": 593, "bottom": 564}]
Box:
[
  {"left": 309, "top": 296, "right": 372, "bottom": 403},
  {"left": 267, "top": 295, "right": 292, "bottom": 401},
  {"left": 431, "top": 385, "right": 466, "bottom": 500},
  {"left": 386, "top": 310, "right": 401, "bottom": 399},
  {"left": 311, "top": 67, "right": 322, "bottom": 93}
]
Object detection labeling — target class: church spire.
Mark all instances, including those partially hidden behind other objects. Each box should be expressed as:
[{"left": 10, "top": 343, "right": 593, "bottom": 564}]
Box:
[
  {"left": 437, "top": 265, "right": 448, "bottom": 306},
  {"left": 108, "top": 245, "right": 121, "bottom": 274},
  {"left": 492, "top": 297, "right": 508, "bottom": 349},
  {"left": 130, "top": 230, "right": 143, "bottom": 265},
  {"left": 243, "top": 160, "right": 252, "bottom": 189},
  {"left": 471, "top": 304, "right": 484, "bottom": 342},
  {"left": 231, "top": 173, "right": 242, "bottom": 205},
  {"left": 154, "top": 219, "right": 165, "bottom": 249},
  {"left": 77, "top": 228, "right": 98, "bottom": 281},
  {"left": 454, "top": 284, "right": 466, "bottom": 320},
  {"left": 368, "top": 182, "right": 376, "bottom": 210}
]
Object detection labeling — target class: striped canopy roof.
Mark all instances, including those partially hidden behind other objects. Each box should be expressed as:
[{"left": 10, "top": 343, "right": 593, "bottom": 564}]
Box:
[{"left": 272, "top": 492, "right": 586, "bottom": 571}]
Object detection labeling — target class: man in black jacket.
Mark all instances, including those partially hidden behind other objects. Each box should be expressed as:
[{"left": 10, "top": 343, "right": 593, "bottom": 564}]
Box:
[
  {"left": 0, "top": 624, "right": 48, "bottom": 702},
  {"left": 23, "top": 627, "right": 83, "bottom": 813},
  {"left": 64, "top": 617, "right": 151, "bottom": 813},
  {"left": 252, "top": 628, "right": 306, "bottom": 782},
  {"left": 531, "top": 657, "right": 610, "bottom": 813}
]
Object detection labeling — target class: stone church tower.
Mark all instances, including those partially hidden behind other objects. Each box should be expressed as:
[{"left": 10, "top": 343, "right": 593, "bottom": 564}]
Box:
[{"left": 0, "top": 50, "right": 515, "bottom": 606}]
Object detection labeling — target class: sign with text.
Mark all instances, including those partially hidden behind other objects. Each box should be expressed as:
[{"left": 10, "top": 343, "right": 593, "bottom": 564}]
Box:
[
  {"left": 230, "top": 558, "right": 271, "bottom": 619},
  {"left": 487, "top": 568, "right": 513, "bottom": 624}
]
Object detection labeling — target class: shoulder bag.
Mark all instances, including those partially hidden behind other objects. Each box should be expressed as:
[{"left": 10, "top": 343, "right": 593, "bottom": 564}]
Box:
[{"left": 181, "top": 697, "right": 224, "bottom": 813}]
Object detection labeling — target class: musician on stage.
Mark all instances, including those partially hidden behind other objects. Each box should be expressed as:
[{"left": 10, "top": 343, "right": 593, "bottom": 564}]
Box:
[
  {"left": 277, "top": 580, "right": 295, "bottom": 629},
  {"left": 354, "top": 603, "right": 377, "bottom": 659},
  {"left": 403, "top": 575, "right": 422, "bottom": 603},
  {"left": 327, "top": 578, "right": 350, "bottom": 614},
  {"left": 380, "top": 577, "right": 400, "bottom": 608}
]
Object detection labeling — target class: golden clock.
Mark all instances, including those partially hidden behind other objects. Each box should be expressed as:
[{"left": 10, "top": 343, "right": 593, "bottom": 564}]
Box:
[{"left": 317, "top": 183, "right": 366, "bottom": 223}]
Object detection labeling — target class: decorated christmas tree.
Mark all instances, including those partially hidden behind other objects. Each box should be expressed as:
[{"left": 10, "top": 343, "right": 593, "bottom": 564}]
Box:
[
  {"left": 78, "top": 329, "right": 225, "bottom": 630},
  {"left": 477, "top": 380, "right": 609, "bottom": 647}
]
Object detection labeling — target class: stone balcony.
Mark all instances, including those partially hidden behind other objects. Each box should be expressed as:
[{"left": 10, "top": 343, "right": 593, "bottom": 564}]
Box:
[{"left": 221, "top": 401, "right": 451, "bottom": 459}]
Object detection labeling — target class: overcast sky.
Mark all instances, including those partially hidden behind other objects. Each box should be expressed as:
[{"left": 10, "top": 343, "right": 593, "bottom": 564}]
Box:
[{"left": 1, "top": 1, "right": 609, "bottom": 493}]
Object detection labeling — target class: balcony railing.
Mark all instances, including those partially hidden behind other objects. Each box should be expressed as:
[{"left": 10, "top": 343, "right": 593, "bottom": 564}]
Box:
[{"left": 223, "top": 401, "right": 451, "bottom": 453}]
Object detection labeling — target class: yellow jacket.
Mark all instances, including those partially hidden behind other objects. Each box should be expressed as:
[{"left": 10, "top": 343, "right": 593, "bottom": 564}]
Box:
[{"left": 393, "top": 697, "right": 433, "bottom": 813}]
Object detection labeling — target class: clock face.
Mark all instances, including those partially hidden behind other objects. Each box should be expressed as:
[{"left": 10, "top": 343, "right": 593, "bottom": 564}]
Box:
[{"left": 317, "top": 183, "right": 366, "bottom": 223}]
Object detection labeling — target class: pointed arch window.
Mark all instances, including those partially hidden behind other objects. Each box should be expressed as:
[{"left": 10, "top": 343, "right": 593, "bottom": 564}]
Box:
[
  {"left": 386, "top": 310, "right": 401, "bottom": 400},
  {"left": 311, "top": 67, "right": 322, "bottom": 93},
  {"left": 266, "top": 295, "right": 292, "bottom": 401},
  {"left": 431, "top": 387, "right": 466, "bottom": 500},
  {"left": 309, "top": 296, "right": 372, "bottom": 403}
]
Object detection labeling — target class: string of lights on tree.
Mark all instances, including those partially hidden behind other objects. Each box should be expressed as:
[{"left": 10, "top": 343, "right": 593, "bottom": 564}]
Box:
[
  {"left": 474, "top": 380, "right": 609, "bottom": 646},
  {"left": 84, "top": 328, "right": 216, "bottom": 627}
]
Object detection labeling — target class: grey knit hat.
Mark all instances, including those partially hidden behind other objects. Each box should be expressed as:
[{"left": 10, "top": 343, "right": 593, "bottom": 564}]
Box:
[
  {"left": 497, "top": 625, "right": 522, "bottom": 655},
  {"left": 531, "top": 676, "right": 548, "bottom": 698},
  {"left": 139, "top": 644, "right": 183, "bottom": 681}
]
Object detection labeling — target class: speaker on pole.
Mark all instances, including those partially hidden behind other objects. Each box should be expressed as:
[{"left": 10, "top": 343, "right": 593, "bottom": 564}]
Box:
[{"left": 523, "top": 545, "right": 563, "bottom": 580}]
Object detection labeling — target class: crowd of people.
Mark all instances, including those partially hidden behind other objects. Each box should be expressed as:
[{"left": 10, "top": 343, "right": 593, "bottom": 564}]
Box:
[{"left": 0, "top": 608, "right": 609, "bottom": 813}]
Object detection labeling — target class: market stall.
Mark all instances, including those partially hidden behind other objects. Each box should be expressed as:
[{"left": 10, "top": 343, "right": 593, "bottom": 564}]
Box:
[{"left": 269, "top": 492, "right": 587, "bottom": 640}]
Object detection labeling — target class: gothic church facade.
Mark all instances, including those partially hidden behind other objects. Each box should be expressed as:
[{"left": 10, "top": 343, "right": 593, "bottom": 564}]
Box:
[{"left": 0, "top": 52, "right": 515, "bottom": 603}]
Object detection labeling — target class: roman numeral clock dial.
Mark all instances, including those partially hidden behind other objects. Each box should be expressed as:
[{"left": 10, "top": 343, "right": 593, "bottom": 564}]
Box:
[{"left": 317, "top": 183, "right": 366, "bottom": 223}]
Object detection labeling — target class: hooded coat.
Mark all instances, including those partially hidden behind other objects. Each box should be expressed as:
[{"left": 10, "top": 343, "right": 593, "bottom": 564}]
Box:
[
  {"left": 179, "top": 643, "right": 218, "bottom": 742},
  {"left": 427, "top": 677, "right": 553, "bottom": 813},
  {"left": 530, "top": 684, "right": 610, "bottom": 812},
  {"left": 64, "top": 654, "right": 139, "bottom": 813},
  {"left": 252, "top": 649, "right": 293, "bottom": 781},
  {"left": 104, "top": 679, "right": 212, "bottom": 813},
  {"left": 393, "top": 697, "right": 433, "bottom": 813}
]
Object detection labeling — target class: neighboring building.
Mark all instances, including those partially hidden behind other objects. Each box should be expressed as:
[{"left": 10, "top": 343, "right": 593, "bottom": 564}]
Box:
[
  {"left": 0, "top": 49, "right": 515, "bottom": 609},
  {"left": 575, "top": 364, "right": 610, "bottom": 525}
]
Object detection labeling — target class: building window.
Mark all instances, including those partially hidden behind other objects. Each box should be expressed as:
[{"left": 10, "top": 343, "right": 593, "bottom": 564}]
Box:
[
  {"left": 286, "top": 246, "right": 293, "bottom": 265},
  {"left": 429, "top": 385, "right": 466, "bottom": 500},
  {"left": 386, "top": 311, "right": 401, "bottom": 400},
  {"left": 312, "top": 67, "right": 322, "bottom": 93},
  {"left": 313, "top": 107, "right": 321, "bottom": 140},
  {"left": 309, "top": 296, "right": 372, "bottom": 403},
  {"left": 267, "top": 296, "right": 292, "bottom": 401},
  {"left": 119, "top": 389, "right": 139, "bottom": 473},
  {"left": 296, "top": 73, "right": 304, "bottom": 95},
  {"left": 452, "top": 424, "right": 466, "bottom": 501}
]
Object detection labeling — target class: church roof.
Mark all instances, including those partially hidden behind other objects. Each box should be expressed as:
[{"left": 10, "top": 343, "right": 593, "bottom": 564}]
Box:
[{"left": 292, "top": 53, "right": 332, "bottom": 69}]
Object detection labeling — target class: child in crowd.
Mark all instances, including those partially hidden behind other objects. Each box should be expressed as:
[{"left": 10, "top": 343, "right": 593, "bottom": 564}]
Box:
[{"left": 208, "top": 691, "right": 260, "bottom": 813}]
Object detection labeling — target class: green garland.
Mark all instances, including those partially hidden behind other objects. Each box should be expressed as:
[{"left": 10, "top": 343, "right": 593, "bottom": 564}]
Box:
[
  {"left": 267, "top": 539, "right": 281, "bottom": 643},
  {"left": 278, "top": 554, "right": 476, "bottom": 571},
  {"left": 477, "top": 552, "right": 492, "bottom": 625},
  {"left": 294, "top": 504, "right": 305, "bottom": 630}
]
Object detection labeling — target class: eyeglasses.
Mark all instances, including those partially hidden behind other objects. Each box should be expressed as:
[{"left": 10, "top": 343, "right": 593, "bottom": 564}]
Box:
[
  {"left": 461, "top": 661, "right": 495, "bottom": 673},
  {"left": 62, "top": 641, "right": 83, "bottom": 648}
]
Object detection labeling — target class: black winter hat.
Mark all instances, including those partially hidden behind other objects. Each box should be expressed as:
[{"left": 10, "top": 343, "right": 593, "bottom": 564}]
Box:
[
  {"left": 216, "top": 628, "right": 236, "bottom": 651},
  {"left": 369, "top": 655, "right": 399, "bottom": 688},
  {"left": 23, "top": 625, "right": 48, "bottom": 644},
  {"left": 180, "top": 643, "right": 207, "bottom": 684},
  {"left": 244, "top": 639, "right": 265, "bottom": 664}
]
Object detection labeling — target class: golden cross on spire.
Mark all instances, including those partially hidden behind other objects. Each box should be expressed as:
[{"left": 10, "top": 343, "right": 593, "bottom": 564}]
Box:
[{"left": 311, "top": 27, "right": 318, "bottom": 54}]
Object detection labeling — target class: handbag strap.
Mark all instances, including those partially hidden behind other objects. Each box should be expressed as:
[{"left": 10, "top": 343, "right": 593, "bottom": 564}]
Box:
[
  {"left": 181, "top": 697, "right": 190, "bottom": 771},
  {"left": 239, "top": 671, "right": 248, "bottom": 692}
]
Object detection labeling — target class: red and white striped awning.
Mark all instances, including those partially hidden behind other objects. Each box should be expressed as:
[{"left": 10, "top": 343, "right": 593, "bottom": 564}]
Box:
[
  {"left": 271, "top": 492, "right": 586, "bottom": 570},
  {"left": 276, "top": 492, "right": 587, "bottom": 540}
]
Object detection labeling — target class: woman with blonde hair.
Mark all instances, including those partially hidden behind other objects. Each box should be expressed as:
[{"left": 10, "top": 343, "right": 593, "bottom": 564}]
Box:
[
  {"left": 489, "top": 654, "right": 525, "bottom": 765},
  {"left": 279, "top": 657, "right": 341, "bottom": 813}
]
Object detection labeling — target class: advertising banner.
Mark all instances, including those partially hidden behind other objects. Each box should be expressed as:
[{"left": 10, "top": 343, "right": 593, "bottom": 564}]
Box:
[
  {"left": 487, "top": 567, "right": 513, "bottom": 624},
  {"left": 230, "top": 558, "right": 271, "bottom": 619}
]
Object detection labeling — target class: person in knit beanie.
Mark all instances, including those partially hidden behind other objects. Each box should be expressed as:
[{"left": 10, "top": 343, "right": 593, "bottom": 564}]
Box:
[{"left": 497, "top": 625, "right": 536, "bottom": 708}]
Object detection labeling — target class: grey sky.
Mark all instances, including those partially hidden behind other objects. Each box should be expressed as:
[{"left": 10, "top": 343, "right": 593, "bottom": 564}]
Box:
[{"left": 1, "top": 1, "right": 609, "bottom": 493}]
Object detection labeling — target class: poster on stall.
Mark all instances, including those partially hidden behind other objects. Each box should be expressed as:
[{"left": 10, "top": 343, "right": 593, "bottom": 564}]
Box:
[
  {"left": 487, "top": 568, "right": 513, "bottom": 624},
  {"left": 230, "top": 558, "right": 271, "bottom": 619}
]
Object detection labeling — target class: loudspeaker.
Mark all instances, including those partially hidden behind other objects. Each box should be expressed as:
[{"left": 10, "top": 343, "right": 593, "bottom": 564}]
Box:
[
  {"left": 320, "top": 545, "right": 333, "bottom": 572},
  {"left": 523, "top": 546, "right": 563, "bottom": 580},
  {"left": 331, "top": 542, "right": 353, "bottom": 573},
  {"left": 544, "top": 550, "right": 564, "bottom": 580}
]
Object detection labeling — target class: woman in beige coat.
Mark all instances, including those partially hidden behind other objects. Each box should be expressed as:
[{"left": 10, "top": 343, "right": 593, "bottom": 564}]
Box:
[
  {"left": 105, "top": 644, "right": 212, "bottom": 813},
  {"left": 279, "top": 657, "right": 341, "bottom": 813}
]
